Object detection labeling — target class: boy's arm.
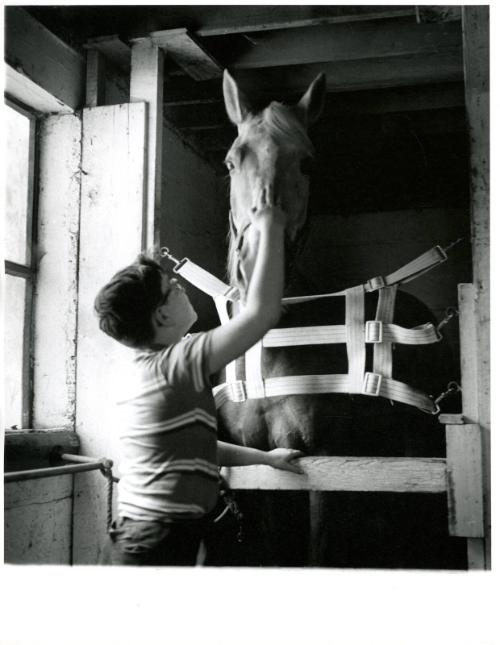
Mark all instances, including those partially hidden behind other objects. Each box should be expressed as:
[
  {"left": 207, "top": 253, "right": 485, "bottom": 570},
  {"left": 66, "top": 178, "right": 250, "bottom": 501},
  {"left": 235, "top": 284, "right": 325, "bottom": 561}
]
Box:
[
  {"left": 217, "top": 441, "right": 303, "bottom": 474},
  {"left": 205, "top": 207, "right": 285, "bottom": 376}
]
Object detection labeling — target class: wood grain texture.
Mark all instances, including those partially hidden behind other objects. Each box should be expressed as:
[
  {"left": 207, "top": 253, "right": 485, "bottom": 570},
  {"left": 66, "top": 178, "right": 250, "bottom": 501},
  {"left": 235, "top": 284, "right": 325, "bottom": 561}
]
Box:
[{"left": 222, "top": 457, "right": 446, "bottom": 492}]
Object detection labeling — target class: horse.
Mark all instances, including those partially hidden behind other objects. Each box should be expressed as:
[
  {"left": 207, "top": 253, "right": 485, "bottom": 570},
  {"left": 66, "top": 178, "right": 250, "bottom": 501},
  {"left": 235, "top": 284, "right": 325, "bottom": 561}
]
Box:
[{"left": 204, "top": 70, "right": 467, "bottom": 568}]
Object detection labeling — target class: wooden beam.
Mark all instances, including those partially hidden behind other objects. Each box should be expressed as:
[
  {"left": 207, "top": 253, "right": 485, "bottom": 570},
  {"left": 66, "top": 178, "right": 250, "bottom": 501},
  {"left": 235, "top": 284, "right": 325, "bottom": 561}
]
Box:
[
  {"left": 231, "top": 20, "right": 462, "bottom": 70},
  {"left": 190, "top": 6, "right": 419, "bottom": 36},
  {"left": 163, "top": 80, "right": 465, "bottom": 114},
  {"left": 84, "top": 35, "right": 131, "bottom": 72},
  {"left": 222, "top": 457, "right": 447, "bottom": 492},
  {"left": 143, "top": 28, "right": 223, "bottom": 80},
  {"left": 445, "top": 424, "right": 484, "bottom": 538},
  {"left": 5, "top": 7, "right": 85, "bottom": 111},
  {"left": 85, "top": 49, "right": 105, "bottom": 108},
  {"left": 228, "top": 52, "right": 463, "bottom": 94},
  {"left": 130, "top": 42, "right": 164, "bottom": 250}
]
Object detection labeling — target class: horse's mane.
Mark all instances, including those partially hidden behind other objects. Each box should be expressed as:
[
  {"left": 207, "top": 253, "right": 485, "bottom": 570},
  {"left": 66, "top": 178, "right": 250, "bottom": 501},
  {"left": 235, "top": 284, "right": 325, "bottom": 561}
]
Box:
[{"left": 226, "top": 102, "right": 314, "bottom": 287}]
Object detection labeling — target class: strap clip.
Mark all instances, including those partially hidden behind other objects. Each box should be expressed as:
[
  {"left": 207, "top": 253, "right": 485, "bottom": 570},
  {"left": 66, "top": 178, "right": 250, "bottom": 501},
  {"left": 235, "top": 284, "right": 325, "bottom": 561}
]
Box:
[
  {"left": 363, "top": 372, "right": 382, "bottom": 397},
  {"left": 365, "top": 320, "right": 383, "bottom": 343},
  {"left": 365, "top": 275, "right": 386, "bottom": 292},
  {"left": 229, "top": 380, "right": 247, "bottom": 403}
]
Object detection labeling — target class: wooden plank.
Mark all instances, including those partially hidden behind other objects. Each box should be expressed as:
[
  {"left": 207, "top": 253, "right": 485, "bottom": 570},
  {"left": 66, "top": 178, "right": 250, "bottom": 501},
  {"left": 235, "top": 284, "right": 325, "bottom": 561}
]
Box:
[
  {"left": 34, "top": 114, "right": 81, "bottom": 430},
  {"left": 85, "top": 49, "right": 105, "bottom": 108},
  {"left": 5, "top": 64, "right": 73, "bottom": 114},
  {"left": 190, "top": 6, "right": 418, "bottom": 36},
  {"left": 142, "top": 28, "right": 222, "bottom": 80},
  {"left": 462, "top": 5, "right": 490, "bottom": 569},
  {"left": 445, "top": 424, "right": 484, "bottom": 537},
  {"left": 84, "top": 35, "right": 131, "bottom": 72},
  {"left": 222, "top": 457, "right": 447, "bottom": 492},
  {"left": 232, "top": 20, "right": 462, "bottom": 70},
  {"left": 164, "top": 79, "right": 465, "bottom": 114},
  {"left": 74, "top": 103, "right": 147, "bottom": 564},
  {"left": 457, "top": 284, "right": 479, "bottom": 422},
  {"left": 467, "top": 538, "right": 487, "bottom": 570},
  {"left": 130, "top": 42, "right": 163, "bottom": 250},
  {"left": 5, "top": 7, "right": 85, "bottom": 110},
  {"left": 417, "top": 6, "right": 462, "bottom": 23},
  {"left": 229, "top": 52, "right": 463, "bottom": 94},
  {"left": 4, "top": 429, "right": 80, "bottom": 472}
]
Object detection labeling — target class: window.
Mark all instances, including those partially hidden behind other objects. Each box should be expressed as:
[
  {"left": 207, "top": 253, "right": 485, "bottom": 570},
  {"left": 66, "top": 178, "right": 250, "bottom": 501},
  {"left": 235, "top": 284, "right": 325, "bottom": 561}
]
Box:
[{"left": 4, "top": 101, "right": 37, "bottom": 430}]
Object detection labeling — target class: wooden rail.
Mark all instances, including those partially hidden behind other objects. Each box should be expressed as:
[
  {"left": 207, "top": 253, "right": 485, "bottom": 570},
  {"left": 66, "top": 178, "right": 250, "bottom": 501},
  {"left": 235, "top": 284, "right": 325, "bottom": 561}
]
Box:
[{"left": 222, "top": 456, "right": 446, "bottom": 493}]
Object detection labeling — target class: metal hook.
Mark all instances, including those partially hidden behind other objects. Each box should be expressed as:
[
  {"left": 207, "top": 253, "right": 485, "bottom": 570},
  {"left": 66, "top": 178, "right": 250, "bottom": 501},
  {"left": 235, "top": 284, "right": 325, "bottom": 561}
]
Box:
[
  {"left": 433, "top": 381, "right": 462, "bottom": 406},
  {"left": 160, "top": 247, "right": 180, "bottom": 264},
  {"left": 437, "top": 306, "right": 459, "bottom": 332}
]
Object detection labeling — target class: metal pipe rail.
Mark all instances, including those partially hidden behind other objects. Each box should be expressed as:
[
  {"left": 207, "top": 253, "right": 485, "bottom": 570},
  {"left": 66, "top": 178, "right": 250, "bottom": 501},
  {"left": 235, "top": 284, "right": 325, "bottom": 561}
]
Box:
[{"left": 4, "top": 453, "right": 117, "bottom": 484}]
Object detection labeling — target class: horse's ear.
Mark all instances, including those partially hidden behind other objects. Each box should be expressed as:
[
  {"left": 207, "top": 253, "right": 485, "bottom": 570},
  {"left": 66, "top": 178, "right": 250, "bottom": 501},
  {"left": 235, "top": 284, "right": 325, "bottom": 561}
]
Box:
[
  {"left": 295, "top": 73, "right": 326, "bottom": 127},
  {"left": 223, "top": 69, "right": 251, "bottom": 125}
]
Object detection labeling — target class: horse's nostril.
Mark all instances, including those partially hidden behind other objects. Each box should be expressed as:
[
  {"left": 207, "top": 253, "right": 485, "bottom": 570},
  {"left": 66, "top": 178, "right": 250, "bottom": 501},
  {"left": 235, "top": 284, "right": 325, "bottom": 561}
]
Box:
[{"left": 251, "top": 206, "right": 257, "bottom": 213}]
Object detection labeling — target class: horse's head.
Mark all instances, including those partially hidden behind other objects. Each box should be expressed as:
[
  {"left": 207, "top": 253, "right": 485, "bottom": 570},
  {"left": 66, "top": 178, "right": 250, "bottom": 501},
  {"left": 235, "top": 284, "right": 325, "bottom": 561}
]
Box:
[{"left": 222, "top": 70, "right": 326, "bottom": 295}]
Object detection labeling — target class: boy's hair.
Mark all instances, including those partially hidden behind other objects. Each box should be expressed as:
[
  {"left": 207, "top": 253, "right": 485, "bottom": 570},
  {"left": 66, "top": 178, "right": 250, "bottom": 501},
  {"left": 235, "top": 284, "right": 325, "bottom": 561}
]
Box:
[{"left": 94, "top": 254, "right": 165, "bottom": 347}]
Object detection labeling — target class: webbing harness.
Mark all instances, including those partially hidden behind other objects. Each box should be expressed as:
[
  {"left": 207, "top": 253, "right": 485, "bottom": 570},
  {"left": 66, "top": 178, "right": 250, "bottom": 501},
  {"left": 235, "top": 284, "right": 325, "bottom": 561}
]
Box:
[{"left": 160, "top": 245, "right": 450, "bottom": 415}]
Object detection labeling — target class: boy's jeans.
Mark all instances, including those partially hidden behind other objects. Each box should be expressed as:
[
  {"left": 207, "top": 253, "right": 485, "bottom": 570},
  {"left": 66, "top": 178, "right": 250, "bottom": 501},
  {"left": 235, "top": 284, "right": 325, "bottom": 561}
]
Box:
[{"left": 103, "top": 516, "right": 208, "bottom": 566}]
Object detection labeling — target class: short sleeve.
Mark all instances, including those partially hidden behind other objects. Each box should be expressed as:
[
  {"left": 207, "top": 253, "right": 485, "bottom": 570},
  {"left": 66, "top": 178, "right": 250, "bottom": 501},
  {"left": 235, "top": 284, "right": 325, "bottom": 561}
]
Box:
[{"left": 157, "top": 331, "right": 213, "bottom": 393}]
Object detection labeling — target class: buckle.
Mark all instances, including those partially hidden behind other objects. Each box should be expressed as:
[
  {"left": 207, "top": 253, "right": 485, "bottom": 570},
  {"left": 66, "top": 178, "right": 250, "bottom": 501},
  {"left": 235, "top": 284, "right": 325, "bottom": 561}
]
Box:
[
  {"left": 363, "top": 372, "right": 382, "bottom": 397},
  {"left": 229, "top": 380, "right": 247, "bottom": 402},
  {"left": 365, "top": 275, "right": 386, "bottom": 292},
  {"left": 365, "top": 320, "right": 383, "bottom": 343}
]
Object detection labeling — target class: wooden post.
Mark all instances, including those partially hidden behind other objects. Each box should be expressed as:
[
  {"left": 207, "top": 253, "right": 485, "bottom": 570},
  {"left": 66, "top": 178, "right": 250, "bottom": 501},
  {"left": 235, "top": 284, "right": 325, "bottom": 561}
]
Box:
[
  {"left": 445, "top": 424, "right": 483, "bottom": 538},
  {"left": 461, "top": 6, "right": 490, "bottom": 569},
  {"left": 85, "top": 49, "right": 105, "bottom": 107},
  {"left": 130, "top": 40, "right": 164, "bottom": 250}
]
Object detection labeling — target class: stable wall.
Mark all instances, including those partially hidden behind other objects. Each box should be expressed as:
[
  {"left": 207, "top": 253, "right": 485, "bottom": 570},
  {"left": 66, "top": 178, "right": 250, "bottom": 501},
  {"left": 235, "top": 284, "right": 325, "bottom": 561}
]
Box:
[
  {"left": 161, "top": 122, "right": 229, "bottom": 331},
  {"left": 70, "top": 114, "right": 227, "bottom": 565}
]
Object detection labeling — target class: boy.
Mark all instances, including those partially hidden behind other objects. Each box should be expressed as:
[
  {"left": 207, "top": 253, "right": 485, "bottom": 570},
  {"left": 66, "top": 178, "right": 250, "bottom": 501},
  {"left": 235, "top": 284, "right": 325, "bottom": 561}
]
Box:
[{"left": 95, "top": 204, "right": 303, "bottom": 565}]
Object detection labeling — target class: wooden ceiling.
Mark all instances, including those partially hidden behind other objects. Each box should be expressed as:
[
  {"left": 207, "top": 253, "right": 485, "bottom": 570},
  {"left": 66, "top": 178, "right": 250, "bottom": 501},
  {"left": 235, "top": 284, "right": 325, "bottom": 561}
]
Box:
[{"left": 25, "top": 5, "right": 467, "bottom": 210}]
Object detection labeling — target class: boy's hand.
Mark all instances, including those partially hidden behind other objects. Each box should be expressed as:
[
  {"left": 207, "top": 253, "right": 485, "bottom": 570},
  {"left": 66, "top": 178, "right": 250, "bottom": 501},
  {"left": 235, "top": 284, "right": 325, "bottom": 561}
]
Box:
[
  {"left": 250, "top": 204, "right": 287, "bottom": 231},
  {"left": 266, "top": 448, "right": 304, "bottom": 474}
]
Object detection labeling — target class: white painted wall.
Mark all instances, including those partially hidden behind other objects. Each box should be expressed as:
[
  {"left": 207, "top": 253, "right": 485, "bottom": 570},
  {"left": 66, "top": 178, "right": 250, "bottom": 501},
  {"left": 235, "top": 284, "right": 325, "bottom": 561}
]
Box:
[
  {"left": 4, "top": 114, "right": 82, "bottom": 565},
  {"left": 72, "top": 103, "right": 147, "bottom": 564}
]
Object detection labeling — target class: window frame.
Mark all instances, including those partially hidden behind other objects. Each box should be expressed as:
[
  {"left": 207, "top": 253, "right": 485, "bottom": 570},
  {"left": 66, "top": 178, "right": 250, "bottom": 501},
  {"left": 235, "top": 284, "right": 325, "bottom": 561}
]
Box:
[{"left": 4, "top": 97, "right": 38, "bottom": 430}]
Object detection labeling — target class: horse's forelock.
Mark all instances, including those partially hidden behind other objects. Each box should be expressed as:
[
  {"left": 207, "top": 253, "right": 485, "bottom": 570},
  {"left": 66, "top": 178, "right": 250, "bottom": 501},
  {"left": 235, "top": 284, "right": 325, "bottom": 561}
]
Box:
[{"left": 261, "top": 102, "right": 314, "bottom": 155}]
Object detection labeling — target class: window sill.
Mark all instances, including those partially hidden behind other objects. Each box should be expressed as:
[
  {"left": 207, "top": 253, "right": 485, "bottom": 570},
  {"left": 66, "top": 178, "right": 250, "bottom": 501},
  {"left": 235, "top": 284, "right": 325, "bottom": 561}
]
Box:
[{"left": 4, "top": 428, "right": 80, "bottom": 472}]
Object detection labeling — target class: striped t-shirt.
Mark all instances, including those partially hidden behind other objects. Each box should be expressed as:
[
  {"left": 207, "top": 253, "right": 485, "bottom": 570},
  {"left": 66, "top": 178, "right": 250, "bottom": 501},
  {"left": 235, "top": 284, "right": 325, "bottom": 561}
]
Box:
[{"left": 116, "top": 331, "right": 220, "bottom": 522}]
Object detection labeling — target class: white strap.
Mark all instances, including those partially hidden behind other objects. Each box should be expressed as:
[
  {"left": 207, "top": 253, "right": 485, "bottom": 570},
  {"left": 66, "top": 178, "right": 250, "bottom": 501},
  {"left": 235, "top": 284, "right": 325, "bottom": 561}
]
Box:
[
  {"left": 174, "top": 259, "right": 239, "bottom": 301},
  {"left": 373, "top": 286, "right": 397, "bottom": 379},
  {"left": 213, "top": 373, "right": 438, "bottom": 414},
  {"left": 366, "top": 321, "right": 441, "bottom": 345},
  {"left": 282, "top": 290, "right": 346, "bottom": 304},
  {"left": 364, "top": 246, "right": 447, "bottom": 292},
  {"left": 345, "top": 286, "right": 366, "bottom": 393},
  {"left": 263, "top": 325, "right": 346, "bottom": 347},
  {"left": 245, "top": 340, "right": 265, "bottom": 398}
]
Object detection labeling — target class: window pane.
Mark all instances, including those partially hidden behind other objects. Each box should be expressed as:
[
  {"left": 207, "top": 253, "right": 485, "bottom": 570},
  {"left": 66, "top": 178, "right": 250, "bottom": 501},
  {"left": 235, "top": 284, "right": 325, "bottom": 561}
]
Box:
[
  {"left": 4, "top": 274, "right": 27, "bottom": 429},
  {"left": 5, "top": 104, "right": 32, "bottom": 265}
]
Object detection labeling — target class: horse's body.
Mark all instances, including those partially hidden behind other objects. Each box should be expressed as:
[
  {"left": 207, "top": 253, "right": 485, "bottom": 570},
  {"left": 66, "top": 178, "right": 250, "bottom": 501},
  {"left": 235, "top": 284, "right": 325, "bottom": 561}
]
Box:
[{"left": 205, "top": 71, "right": 467, "bottom": 568}]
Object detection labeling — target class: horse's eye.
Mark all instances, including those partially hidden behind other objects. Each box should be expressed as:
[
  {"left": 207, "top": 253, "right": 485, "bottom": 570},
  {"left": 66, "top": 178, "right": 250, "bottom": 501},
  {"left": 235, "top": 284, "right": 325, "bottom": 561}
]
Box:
[
  {"left": 300, "top": 156, "right": 314, "bottom": 176},
  {"left": 224, "top": 159, "right": 235, "bottom": 172}
]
